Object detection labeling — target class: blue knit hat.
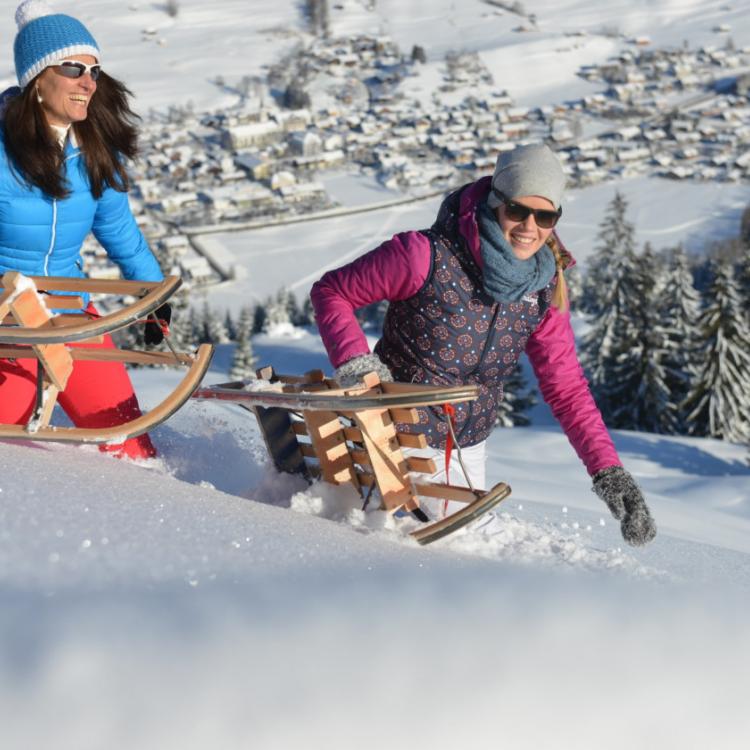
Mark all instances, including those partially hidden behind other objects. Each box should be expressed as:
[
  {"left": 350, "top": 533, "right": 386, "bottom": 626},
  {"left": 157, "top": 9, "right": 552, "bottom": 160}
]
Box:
[{"left": 13, "top": 1, "right": 101, "bottom": 89}]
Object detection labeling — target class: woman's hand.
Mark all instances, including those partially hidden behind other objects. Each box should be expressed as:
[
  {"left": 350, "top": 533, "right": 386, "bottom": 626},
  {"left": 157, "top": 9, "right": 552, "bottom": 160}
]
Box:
[
  {"left": 592, "top": 466, "right": 657, "bottom": 546},
  {"left": 334, "top": 353, "right": 393, "bottom": 387},
  {"left": 144, "top": 303, "right": 172, "bottom": 346}
]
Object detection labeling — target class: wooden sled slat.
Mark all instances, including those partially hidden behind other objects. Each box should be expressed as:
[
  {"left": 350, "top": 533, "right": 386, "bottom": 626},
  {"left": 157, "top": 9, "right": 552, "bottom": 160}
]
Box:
[
  {"left": 413, "top": 482, "right": 481, "bottom": 504},
  {"left": 1, "top": 276, "right": 168, "bottom": 295},
  {"left": 0, "top": 345, "right": 196, "bottom": 367},
  {"left": 191, "top": 381, "right": 480, "bottom": 411},
  {"left": 45, "top": 294, "right": 85, "bottom": 310},
  {"left": 0, "top": 275, "right": 181, "bottom": 345},
  {"left": 0, "top": 344, "right": 213, "bottom": 443},
  {"left": 409, "top": 483, "right": 512, "bottom": 545}
]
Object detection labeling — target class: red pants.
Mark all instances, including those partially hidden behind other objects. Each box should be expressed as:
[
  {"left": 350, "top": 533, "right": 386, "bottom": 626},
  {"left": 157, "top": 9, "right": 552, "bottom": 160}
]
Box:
[{"left": 0, "top": 310, "right": 156, "bottom": 460}]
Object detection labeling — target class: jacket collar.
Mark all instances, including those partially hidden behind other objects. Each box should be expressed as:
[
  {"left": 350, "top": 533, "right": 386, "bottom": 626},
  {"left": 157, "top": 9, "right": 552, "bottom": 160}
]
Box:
[{"left": 458, "top": 176, "right": 492, "bottom": 269}]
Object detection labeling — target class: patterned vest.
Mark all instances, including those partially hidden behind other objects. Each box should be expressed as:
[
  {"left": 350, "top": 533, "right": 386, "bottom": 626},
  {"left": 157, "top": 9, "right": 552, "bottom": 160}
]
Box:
[{"left": 375, "top": 187, "right": 555, "bottom": 449}]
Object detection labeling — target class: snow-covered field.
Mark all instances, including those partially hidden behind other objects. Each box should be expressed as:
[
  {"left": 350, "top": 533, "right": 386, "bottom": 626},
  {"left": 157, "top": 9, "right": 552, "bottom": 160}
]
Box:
[{"left": 2, "top": 1, "right": 750, "bottom": 748}]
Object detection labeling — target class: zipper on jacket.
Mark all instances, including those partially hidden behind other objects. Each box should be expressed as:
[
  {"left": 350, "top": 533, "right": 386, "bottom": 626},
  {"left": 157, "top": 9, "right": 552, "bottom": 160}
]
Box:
[
  {"left": 43, "top": 199, "right": 58, "bottom": 275},
  {"left": 472, "top": 302, "right": 500, "bottom": 376}
]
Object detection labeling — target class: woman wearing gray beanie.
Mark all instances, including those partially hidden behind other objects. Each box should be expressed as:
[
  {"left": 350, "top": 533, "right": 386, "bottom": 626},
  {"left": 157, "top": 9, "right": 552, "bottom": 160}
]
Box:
[
  {"left": 311, "top": 142, "right": 657, "bottom": 547},
  {"left": 0, "top": 1, "right": 168, "bottom": 460}
]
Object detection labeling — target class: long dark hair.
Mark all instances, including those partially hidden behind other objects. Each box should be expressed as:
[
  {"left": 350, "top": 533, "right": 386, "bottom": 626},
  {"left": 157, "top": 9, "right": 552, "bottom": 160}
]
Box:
[{"left": 2, "top": 71, "right": 140, "bottom": 200}]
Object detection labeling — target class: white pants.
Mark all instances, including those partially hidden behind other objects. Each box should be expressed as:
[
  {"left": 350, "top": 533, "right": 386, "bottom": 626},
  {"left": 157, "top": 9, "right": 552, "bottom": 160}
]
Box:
[{"left": 406, "top": 440, "right": 487, "bottom": 520}]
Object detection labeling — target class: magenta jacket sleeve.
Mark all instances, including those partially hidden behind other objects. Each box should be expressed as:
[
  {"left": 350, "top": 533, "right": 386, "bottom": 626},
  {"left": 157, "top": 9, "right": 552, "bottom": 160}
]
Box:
[
  {"left": 525, "top": 306, "right": 622, "bottom": 476},
  {"left": 310, "top": 231, "right": 432, "bottom": 368}
]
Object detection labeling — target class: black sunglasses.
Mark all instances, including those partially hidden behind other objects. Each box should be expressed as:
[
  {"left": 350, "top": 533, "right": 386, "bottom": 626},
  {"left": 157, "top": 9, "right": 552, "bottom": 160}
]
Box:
[
  {"left": 52, "top": 60, "right": 102, "bottom": 81},
  {"left": 493, "top": 189, "right": 562, "bottom": 229}
]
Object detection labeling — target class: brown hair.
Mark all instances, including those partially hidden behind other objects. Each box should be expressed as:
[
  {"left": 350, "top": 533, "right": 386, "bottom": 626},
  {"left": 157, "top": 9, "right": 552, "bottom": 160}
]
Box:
[
  {"left": 2, "top": 71, "right": 140, "bottom": 200},
  {"left": 547, "top": 232, "right": 571, "bottom": 312}
]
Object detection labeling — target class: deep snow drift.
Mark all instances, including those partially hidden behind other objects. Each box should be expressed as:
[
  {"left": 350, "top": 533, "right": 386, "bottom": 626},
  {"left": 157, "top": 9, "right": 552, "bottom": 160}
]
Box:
[{"left": 2, "top": 336, "right": 749, "bottom": 749}]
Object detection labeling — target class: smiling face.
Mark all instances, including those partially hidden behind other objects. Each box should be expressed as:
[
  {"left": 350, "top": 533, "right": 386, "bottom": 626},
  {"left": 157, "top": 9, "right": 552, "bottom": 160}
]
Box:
[
  {"left": 35, "top": 54, "right": 98, "bottom": 128},
  {"left": 495, "top": 195, "right": 556, "bottom": 260}
]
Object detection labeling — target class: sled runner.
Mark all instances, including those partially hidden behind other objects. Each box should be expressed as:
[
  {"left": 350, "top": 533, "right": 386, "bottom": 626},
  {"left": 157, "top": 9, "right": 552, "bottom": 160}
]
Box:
[
  {"left": 0, "top": 271, "right": 213, "bottom": 443},
  {"left": 193, "top": 367, "right": 511, "bottom": 545}
]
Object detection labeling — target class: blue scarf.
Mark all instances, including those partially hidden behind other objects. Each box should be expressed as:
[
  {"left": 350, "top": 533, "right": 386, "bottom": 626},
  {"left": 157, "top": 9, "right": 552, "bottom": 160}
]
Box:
[{"left": 476, "top": 200, "right": 556, "bottom": 302}]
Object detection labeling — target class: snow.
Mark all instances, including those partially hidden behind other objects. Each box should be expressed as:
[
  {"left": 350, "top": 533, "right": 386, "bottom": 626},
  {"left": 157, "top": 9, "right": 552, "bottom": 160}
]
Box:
[
  {"left": 2, "top": 1, "right": 750, "bottom": 747},
  {"left": 3, "top": 333, "right": 749, "bottom": 748}
]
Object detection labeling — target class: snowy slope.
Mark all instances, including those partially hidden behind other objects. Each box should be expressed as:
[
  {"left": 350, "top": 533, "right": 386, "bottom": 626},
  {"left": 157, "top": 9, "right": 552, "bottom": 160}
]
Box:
[{"left": 2, "top": 351, "right": 750, "bottom": 749}]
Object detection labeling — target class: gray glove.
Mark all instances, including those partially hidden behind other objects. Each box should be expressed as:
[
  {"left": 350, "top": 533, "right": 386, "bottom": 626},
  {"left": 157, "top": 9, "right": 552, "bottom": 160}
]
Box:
[
  {"left": 334, "top": 353, "right": 393, "bottom": 387},
  {"left": 593, "top": 466, "right": 657, "bottom": 547}
]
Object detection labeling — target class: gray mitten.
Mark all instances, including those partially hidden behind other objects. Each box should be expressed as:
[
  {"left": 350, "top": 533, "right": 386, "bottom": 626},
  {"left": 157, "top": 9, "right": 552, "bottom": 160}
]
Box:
[
  {"left": 592, "top": 466, "right": 657, "bottom": 547},
  {"left": 334, "top": 353, "right": 393, "bottom": 387}
]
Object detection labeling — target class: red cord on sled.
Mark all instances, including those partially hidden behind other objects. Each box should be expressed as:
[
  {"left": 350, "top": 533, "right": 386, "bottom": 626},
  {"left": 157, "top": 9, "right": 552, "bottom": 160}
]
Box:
[
  {"left": 154, "top": 317, "right": 170, "bottom": 337},
  {"left": 442, "top": 402, "right": 456, "bottom": 517}
]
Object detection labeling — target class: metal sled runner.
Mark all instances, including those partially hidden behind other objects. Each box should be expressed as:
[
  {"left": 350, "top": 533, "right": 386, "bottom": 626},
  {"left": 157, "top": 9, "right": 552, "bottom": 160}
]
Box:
[
  {"left": 0, "top": 271, "right": 213, "bottom": 444},
  {"left": 193, "top": 368, "right": 512, "bottom": 545}
]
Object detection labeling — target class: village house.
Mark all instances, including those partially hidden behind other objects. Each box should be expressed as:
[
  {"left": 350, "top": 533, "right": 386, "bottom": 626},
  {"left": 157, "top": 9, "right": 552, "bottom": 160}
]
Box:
[
  {"left": 221, "top": 121, "right": 283, "bottom": 150},
  {"left": 198, "top": 184, "right": 275, "bottom": 215}
]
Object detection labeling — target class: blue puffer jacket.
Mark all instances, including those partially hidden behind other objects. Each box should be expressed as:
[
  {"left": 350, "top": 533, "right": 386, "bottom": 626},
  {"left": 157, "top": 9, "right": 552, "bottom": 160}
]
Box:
[{"left": 0, "top": 128, "right": 162, "bottom": 286}]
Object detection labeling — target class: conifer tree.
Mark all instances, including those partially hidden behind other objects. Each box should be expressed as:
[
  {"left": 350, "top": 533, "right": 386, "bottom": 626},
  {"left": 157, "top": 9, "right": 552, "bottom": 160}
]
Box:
[
  {"left": 300, "top": 296, "right": 315, "bottom": 327},
  {"left": 495, "top": 361, "right": 537, "bottom": 427},
  {"left": 581, "top": 191, "right": 636, "bottom": 315},
  {"left": 563, "top": 262, "right": 583, "bottom": 312},
  {"left": 277, "top": 287, "right": 301, "bottom": 325},
  {"left": 580, "top": 246, "right": 644, "bottom": 427},
  {"left": 186, "top": 304, "right": 201, "bottom": 345},
  {"left": 224, "top": 309, "right": 237, "bottom": 341},
  {"left": 657, "top": 246, "right": 702, "bottom": 433},
  {"left": 200, "top": 300, "right": 229, "bottom": 344},
  {"left": 623, "top": 243, "right": 674, "bottom": 432},
  {"left": 263, "top": 292, "right": 292, "bottom": 331},
  {"left": 252, "top": 302, "right": 267, "bottom": 334},
  {"left": 229, "top": 307, "right": 257, "bottom": 381},
  {"left": 682, "top": 259, "right": 750, "bottom": 444},
  {"left": 737, "top": 243, "right": 750, "bottom": 320}
]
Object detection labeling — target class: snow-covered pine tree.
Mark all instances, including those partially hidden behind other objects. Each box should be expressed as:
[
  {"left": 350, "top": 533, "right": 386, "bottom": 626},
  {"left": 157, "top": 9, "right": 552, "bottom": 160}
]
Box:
[
  {"left": 299, "top": 296, "right": 315, "bottom": 327},
  {"left": 580, "top": 191, "right": 636, "bottom": 315},
  {"left": 657, "top": 246, "right": 702, "bottom": 434},
  {"left": 737, "top": 242, "right": 750, "bottom": 320},
  {"left": 200, "top": 300, "right": 229, "bottom": 344},
  {"left": 252, "top": 302, "right": 267, "bottom": 334},
  {"left": 276, "top": 288, "right": 301, "bottom": 325},
  {"left": 563, "top": 261, "right": 583, "bottom": 312},
  {"left": 263, "top": 292, "right": 292, "bottom": 331},
  {"left": 495, "top": 360, "right": 537, "bottom": 427},
  {"left": 279, "top": 287, "right": 302, "bottom": 325},
  {"left": 620, "top": 243, "right": 676, "bottom": 433},
  {"left": 229, "top": 307, "right": 257, "bottom": 381},
  {"left": 580, "top": 245, "right": 645, "bottom": 427},
  {"left": 682, "top": 258, "right": 750, "bottom": 444},
  {"left": 224, "top": 309, "right": 237, "bottom": 341}
]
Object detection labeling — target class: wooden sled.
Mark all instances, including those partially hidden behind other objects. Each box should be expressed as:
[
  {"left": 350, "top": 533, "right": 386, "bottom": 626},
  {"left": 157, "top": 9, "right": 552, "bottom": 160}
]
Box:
[
  {"left": 193, "top": 367, "right": 511, "bottom": 545},
  {"left": 0, "top": 271, "right": 213, "bottom": 444}
]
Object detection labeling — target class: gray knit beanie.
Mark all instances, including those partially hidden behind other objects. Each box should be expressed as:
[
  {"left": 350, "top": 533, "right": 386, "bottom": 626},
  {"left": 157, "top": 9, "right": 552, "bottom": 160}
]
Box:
[{"left": 487, "top": 143, "right": 566, "bottom": 211}]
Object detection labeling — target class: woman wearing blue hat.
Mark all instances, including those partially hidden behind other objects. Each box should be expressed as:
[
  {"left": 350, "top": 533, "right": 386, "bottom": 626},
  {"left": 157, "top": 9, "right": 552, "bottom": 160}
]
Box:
[
  {"left": 0, "top": 1, "right": 168, "bottom": 460},
  {"left": 312, "top": 143, "right": 658, "bottom": 546}
]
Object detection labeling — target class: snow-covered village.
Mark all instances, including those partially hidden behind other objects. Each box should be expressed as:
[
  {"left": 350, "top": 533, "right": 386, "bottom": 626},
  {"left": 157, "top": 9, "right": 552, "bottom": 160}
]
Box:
[{"left": 1, "top": 1, "right": 750, "bottom": 749}]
